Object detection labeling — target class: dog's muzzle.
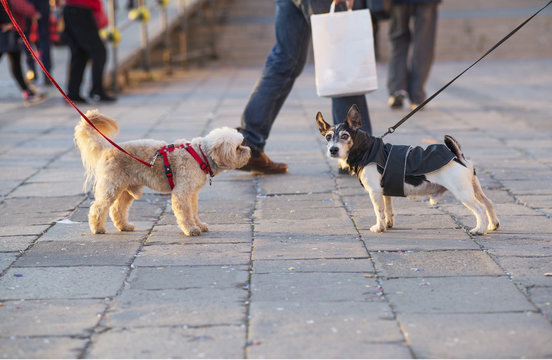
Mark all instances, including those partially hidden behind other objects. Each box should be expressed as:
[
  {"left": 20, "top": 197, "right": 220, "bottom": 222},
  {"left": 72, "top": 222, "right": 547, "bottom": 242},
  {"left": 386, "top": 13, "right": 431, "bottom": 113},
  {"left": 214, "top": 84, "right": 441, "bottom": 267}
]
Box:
[{"left": 329, "top": 146, "right": 339, "bottom": 157}]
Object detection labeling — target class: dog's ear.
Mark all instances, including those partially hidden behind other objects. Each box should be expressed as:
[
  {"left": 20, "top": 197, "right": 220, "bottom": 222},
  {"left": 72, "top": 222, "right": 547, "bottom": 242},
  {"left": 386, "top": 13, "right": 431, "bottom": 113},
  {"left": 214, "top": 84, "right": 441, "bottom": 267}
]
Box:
[
  {"left": 316, "top": 112, "right": 331, "bottom": 135},
  {"left": 346, "top": 104, "right": 362, "bottom": 130}
]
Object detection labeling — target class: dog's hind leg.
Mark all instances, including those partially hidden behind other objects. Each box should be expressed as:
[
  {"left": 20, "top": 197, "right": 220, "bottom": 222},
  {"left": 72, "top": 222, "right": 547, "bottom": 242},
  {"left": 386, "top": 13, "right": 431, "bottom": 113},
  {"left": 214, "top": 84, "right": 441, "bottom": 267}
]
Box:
[
  {"left": 89, "top": 181, "right": 121, "bottom": 234},
  {"left": 172, "top": 191, "right": 202, "bottom": 236},
  {"left": 472, "top": 175, "right": 499, "bottom": 231},
  {"left": 384, "top": 196, "right": 394, "bottom": 228},
  {"left": 449, "top": 185, "right": 488, "bottom": 235},
  {"left": 110, "top": 190, "right": 137, "bottom": 232}
]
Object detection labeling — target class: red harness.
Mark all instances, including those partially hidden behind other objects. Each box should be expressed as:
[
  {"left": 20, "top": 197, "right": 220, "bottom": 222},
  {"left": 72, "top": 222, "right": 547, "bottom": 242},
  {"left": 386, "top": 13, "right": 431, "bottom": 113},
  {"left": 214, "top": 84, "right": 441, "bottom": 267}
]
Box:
[{"left": 153, "top": 143, "right": 213, "bottom": 190}]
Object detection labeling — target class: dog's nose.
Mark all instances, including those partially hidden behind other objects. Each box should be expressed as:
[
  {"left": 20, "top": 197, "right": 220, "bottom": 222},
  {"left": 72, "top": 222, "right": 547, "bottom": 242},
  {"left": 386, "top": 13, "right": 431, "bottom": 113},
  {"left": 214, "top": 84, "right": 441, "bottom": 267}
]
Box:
[{"left": 329, "top": 147, "right": 339, "bottom": 156}]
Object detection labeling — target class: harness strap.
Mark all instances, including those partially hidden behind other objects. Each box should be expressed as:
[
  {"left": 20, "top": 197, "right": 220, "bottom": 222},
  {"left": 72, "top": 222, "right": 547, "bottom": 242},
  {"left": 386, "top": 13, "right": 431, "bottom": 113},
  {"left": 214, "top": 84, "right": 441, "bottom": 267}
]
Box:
[{"left": 155, "top": 143, "right": 213, "bottom": 190}]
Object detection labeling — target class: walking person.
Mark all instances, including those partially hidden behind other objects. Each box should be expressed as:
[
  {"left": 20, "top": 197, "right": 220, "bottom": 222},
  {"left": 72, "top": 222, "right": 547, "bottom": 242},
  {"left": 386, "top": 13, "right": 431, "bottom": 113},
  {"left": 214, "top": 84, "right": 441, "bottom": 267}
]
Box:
[
  {"left": 387, "top": 0, "right": 440, "bottom": 110},
  {"left": 62, "top": 0, "right": 115, "bottom": 103},
  {"left": 1, "top": 0, "right": 47, "bottom": 106},
  {"left": 237, "top": 0, "right": 373, "bottom": 174}
]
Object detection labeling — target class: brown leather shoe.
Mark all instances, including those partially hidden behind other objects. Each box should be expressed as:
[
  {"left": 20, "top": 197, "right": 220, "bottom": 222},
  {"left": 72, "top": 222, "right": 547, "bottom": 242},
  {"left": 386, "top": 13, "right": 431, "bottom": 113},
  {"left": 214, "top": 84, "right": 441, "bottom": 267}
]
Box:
[{"left": 237, "top": 150, "right": 288, "bottom": 174}]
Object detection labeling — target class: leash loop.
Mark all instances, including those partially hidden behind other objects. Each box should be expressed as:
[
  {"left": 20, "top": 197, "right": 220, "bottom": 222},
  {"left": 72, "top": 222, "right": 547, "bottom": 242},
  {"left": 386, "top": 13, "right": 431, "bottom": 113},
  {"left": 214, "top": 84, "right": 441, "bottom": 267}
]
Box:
[{"left": 381, "top": 0, "right": 552, "bottom": 138}]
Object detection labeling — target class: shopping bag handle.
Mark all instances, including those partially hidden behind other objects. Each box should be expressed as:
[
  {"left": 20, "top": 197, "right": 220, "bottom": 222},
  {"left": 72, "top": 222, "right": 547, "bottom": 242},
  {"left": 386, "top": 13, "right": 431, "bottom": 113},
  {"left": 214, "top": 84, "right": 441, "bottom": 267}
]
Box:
[{"left": 330, "top": 0, "right": 354, "bottom": 12}]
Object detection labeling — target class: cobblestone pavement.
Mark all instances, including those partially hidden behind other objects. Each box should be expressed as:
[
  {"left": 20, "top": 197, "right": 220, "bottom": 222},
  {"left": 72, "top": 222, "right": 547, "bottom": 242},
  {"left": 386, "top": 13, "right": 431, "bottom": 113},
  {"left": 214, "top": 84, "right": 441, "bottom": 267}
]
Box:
[{"left": 0, "top": 54, "right": 551, "bottom": 358}]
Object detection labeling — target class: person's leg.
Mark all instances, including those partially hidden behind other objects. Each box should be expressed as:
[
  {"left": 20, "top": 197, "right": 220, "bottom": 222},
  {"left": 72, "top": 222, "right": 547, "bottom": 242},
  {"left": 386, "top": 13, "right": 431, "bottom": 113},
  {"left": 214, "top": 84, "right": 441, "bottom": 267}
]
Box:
[
  {"left": 387, "top": 3, "right": 411, "bottom": 107},
  {"left": 332, "top": 95, "right": 371, "bottom": 135},
  {"left": 6, "top": 51, "right": 30, "bottom": 92},
  {"left": 63, "top": 6, "right": 89, "bottom": 100},
  {"left": 239, "top": 0, "right": 311, "bottom": 152},
  {"left": 408, "top": 2, "right": 438, "bottom": 105},
  {"left": 35, "top": 0, "right": 52, "bottom": 78}
]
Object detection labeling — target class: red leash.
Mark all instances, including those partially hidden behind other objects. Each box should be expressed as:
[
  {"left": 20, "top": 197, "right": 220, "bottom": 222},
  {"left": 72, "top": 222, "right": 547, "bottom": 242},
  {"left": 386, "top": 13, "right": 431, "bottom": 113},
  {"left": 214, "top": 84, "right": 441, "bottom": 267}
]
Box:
[{"left": 1, "top": 0, "right": 152, "bottom": 167}]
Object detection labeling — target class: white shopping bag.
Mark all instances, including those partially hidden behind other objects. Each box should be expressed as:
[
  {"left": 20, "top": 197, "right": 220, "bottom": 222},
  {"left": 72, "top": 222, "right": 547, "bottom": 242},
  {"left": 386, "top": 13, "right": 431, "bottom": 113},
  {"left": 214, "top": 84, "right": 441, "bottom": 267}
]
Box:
[{"left": 311, "top": 2, "right": 378, "bottom": 97}]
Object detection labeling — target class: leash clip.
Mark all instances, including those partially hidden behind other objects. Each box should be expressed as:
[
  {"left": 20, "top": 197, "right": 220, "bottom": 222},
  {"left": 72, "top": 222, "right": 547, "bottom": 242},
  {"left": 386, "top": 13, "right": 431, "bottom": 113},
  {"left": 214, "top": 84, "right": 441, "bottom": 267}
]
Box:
[{"left": 150, "top": 150, "right": 160, "bottom": 166}]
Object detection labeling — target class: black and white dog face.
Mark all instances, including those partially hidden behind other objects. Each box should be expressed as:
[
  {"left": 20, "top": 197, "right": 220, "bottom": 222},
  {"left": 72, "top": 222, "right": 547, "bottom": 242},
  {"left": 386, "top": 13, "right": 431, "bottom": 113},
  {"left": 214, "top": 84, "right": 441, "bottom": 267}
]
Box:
[{"left": 316, "top": 105, "right": 362, "bottom": 161}]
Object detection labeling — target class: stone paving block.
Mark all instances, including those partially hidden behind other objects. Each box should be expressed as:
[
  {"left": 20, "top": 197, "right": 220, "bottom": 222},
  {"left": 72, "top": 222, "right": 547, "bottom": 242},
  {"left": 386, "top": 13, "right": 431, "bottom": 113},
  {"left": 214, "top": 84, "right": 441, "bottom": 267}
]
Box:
[
  {"left": 251, "top": 272, "right": 380, "bottom": 302},
  {"left": 9, "top": 181, "right": 84, "bottom": 198},
  {"left": 252, "top": 233, "right": 368, "bottom": 260},
  {"left": 493, "top": 255, "right": 552, "bottom": 288},
  {"left": 0, "top": 299, "right": 105, "bottom": 336},
  {"left": 253, "top": 258, "right": 375, "bottom": 274},
  {"left": 400, "top": 312, "right": 552, "bottom": 358},
  {"left": 135, "top": 242, "right": 251, "bottom": 266},
  {"left": 258, "top": 172, "right": 335, "bottom": 195},
  {"left": 257, "top": 192, "right": 341, "bottom": 210},
  {"left": 371, "top": 250, "right": 503, "bottom": 278},
  {"left": 0, "top": 236, "right": 35, "bottom": 252},
  {"left": 15, "top": 240, "right": 142, "bottom": 267},
  {"left": 528, "top": 286, "right": 552, "bottom": 321},
  {"left": 0, "top": 266, "right": 127, "bottom": 300},
  {"left": 0, "top": 337, "right": 86, "bottom": 359},
  {"left": 383, "top": 276, "right": 533, "bottom": 314},
  {"left": 361, "top": 230, "right": 476, "bottom": 251},
  {"left": 147, "top": 223, "right": 251, "bottom": 245},
  {"left": 248, "top": 301, "right": 409, "bottom": 359},
  {"left": 28, "top": 168, "right": 85, "bottom": 182},
  {"left": 256, "top": 201, "right": 346, "bottom": 221},
  {"left": 255, "top": 216, "right": 358, "bottom": 236},
  {"left": 478, "top": 235, "right": 552, "bottom": 256},
  {"left": 127, "top": 265, "right": 249, "bottom": 290},
  {"left": 88, "top": 325, "right": 245, "bottom": 358},
  {"left": 0, "top": 252, "right": 17, "bottom": 273},
  {"left": 196, "top": 179, "right": 256, "bottom": 202},
  {"left": 104, "top": 288, "right": 247, "bottom": 328}
]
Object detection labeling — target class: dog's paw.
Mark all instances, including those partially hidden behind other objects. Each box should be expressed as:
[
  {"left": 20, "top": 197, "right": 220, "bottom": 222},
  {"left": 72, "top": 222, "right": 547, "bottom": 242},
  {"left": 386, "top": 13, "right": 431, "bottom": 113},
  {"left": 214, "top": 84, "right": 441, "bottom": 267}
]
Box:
[
  {"left": 370, "top": 224, "right": 386, "bottom": 233},
  {"left": 91, "top": 227, "right": 106, "bottom": 234},
  {"left": 184, "top": 226, "right": 202, "bottom": 236},
  {"left": 117, "top": 223, "right": 135, "bottom": 232},
  {"left": 199, "top": 222, "right": 209, "bottom": 232},
  {"left": 469, "top": 227, "right": 486, "bottom": 236},
  {"left": 488, "top": 222, "right": 499, "bottom": 232},
  {"left": 385, "top": 218, "right": 394, "bottom": 228}
]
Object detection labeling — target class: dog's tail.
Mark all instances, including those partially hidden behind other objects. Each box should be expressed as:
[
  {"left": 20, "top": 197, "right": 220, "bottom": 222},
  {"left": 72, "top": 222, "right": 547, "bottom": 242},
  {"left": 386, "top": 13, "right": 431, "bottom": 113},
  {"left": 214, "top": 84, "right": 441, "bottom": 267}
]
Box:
[
  {"left": 74, "top": 110, "right": 119, "bottom": 190},
  {"left": 444, "top": 135, "right": 471, "bottom": 169}
]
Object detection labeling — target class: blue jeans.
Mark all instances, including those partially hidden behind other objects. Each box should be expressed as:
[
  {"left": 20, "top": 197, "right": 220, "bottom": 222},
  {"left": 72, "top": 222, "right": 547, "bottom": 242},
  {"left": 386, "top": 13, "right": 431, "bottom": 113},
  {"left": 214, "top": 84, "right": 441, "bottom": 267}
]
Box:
[{"left": 240, "top": 0, "right": 372, "bottom": 152}]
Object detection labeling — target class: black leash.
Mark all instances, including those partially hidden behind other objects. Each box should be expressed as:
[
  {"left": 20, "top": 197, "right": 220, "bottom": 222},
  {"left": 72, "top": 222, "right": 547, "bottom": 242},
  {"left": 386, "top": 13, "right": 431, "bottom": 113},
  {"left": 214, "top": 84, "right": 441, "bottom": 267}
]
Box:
[{"left": 381, "top": 0, "right": 552, "bottom": 138}]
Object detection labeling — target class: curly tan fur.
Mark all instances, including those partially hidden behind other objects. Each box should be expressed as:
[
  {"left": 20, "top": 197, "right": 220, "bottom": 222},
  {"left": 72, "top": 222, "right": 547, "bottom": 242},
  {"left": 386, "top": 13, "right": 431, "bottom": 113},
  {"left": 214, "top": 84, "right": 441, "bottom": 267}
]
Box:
[{"left": 74, "top": 110, "right": 250, "bottom": 236}]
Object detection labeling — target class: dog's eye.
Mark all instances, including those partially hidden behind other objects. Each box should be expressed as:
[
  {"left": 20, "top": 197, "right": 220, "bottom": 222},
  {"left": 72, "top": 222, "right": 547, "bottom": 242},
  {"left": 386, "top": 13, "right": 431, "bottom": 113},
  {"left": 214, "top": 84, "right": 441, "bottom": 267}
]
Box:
[
  {"left": 325, "top": 133, "right": 332, "bottom": 141},
  {"left": 340, "top": 133, "right": 349, "bottom": 140}
]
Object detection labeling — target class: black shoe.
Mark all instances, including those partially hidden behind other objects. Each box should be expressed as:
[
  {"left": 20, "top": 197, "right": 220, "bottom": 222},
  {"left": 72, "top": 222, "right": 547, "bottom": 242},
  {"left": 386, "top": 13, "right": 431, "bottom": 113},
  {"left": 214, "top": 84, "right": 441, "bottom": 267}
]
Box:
[
  {"left": 388, "top": 90, "right": 407, "bottom": 109},
  {"left": 90, "top": 92, "right": 117, "bottom": 102},
  {"left": 68, "top": 96, "right": 89, "bottom": 105},
  {"left": 237, "top": 150, "right": 288, "bottom": 174}
]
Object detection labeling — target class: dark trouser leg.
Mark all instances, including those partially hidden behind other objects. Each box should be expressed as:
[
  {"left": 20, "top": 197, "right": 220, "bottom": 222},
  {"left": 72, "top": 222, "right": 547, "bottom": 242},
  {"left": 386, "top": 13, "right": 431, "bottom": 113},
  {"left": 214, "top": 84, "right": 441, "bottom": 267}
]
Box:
[
  {"left": 408, "top": 3, "right": 438, "bottom": 104},
  {"left": 7, "top": 51, "right": 30, "bottom": 92},
  {"left": 387, "top": 4, "right": 411, "bottom": 96}
]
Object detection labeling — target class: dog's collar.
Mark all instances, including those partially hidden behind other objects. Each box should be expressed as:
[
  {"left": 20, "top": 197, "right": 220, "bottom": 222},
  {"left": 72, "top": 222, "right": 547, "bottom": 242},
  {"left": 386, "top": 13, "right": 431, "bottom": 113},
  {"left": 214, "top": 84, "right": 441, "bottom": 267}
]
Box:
[{"left": 152, "top": 143, "right": 214, "bottom": 190}]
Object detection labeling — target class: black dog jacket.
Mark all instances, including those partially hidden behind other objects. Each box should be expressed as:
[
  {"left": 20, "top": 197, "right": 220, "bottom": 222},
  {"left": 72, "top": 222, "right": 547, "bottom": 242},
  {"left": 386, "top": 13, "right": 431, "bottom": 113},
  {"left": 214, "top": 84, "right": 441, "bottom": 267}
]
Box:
[{"left": 347, "top": 134, "right": 456, "bottom": 197}]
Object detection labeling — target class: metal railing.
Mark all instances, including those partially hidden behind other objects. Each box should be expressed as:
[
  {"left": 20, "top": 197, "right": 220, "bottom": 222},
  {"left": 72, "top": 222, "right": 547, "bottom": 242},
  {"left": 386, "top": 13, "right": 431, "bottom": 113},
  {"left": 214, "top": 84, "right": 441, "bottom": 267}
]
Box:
[{"left": 102, "top": 0, "right": 227, "bottom": 92}]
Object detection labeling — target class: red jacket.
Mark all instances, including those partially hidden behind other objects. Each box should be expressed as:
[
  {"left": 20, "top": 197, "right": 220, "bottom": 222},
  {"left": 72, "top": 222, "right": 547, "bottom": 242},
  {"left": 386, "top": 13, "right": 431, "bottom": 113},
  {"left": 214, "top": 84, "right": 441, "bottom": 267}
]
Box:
[{"left": 64, "top": 0, "right": 102, "bottom": 12}]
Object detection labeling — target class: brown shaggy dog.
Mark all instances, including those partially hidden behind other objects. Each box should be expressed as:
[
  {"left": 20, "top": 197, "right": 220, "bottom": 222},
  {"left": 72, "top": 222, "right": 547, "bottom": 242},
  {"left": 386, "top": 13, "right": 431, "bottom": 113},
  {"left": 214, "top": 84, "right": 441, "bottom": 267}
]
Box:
[{"left": 74, "top": 110, "right": 250, "bottom": 236}]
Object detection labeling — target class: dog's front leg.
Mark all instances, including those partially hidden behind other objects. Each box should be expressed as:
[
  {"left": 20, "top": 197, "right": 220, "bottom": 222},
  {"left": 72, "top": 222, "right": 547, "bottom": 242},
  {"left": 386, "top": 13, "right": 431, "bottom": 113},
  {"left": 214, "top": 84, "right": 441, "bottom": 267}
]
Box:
[
  {"left": 368, "top": 188, "right": 386, "bottom": 233},
  {"left": 384, "top": 196, "right": 394, "bottom": 228},
  {"left": 172, "top": 192, "right": 202, "bottom": 236},
  {"left": 191, "top": 191, "right": 208, "bottom": 233}
]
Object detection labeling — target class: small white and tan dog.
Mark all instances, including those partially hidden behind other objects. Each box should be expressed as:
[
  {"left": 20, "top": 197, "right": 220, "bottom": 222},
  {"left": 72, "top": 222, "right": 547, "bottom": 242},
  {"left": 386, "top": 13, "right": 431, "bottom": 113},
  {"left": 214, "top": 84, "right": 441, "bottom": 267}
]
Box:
[
  {"left": 74, "top": 110, "right": 250, "bottom": 236},
  {"left": 316, "top": 105, "right": 499, "bottom": 235}
]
